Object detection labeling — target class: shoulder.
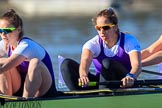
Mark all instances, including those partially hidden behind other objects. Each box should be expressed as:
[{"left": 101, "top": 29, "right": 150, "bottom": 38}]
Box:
[
  {"left": 18, "top": 37, "right": 39, "bottom": 47},
  {"left": 88, "top": 35, "right": 100, "bottom": 42},
  {"left": 82, "top": 35, "right": 100, "bottom": 50},
  {"left": 19, "top": 37, "right": 34, "bottom": 43},
  {"left": 82, "top": 35, "right": 101, "bottom": 57},
  {"left": 18, "top": 38, "right": 30, "bottom": 48},
  {"left": 16, "top": 37, "right": 39, "bottom": 51},
  {"left": 14, "top": 37, "right": 46, "bottom": 59},
  {"left": 123, "top": 33, "right": 140, "bottom": 45},
  {"left": 124, "top": 33, "right": 138, "bottom": 41},
  {"left": 84, "top": 35, "right": 100, "bottom": 45},
  {"left": 122, "top": 33, "right": 141, "bottom": 52}
]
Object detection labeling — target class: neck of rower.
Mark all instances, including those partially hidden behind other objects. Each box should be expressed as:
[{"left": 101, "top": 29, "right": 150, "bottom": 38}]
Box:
[{"left": 104, "top": 34, "right": 119, "bottom": 48}]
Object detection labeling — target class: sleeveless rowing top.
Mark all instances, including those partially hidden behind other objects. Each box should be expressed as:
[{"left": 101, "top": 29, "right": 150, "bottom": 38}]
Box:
[{"left": 92, "top": 33, "right": 131, "bottom": 75}]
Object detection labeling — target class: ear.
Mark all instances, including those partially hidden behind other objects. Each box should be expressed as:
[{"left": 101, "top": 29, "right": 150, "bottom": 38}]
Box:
[
  {"left": 17, "top": 27, "right": 21, "bottom": 32},
  {"left": 17, "top": 28, "right": 21, "bottom": 31}
]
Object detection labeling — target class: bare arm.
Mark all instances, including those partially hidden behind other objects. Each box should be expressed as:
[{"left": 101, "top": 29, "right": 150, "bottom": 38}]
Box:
[
  {"left": 78, "top": 49, "right": 93, "bottom": 86},
  {"left": 129, "top": 51, "right": 142, "bottom": 77},
  {"left": 141, "top": 35, "right": 162, "bottom": 66},
  {"left": 142, "top": 51, "right": 162, "bottom": 67},
  {"left": 0, "top": 54, "right": 26, "bottom": 74},
  {"left": 142, "top": 35, "right": 162, "bottom": 59},
  {"left": 122, "top": 51, "right": 141, "bottom": 87}
]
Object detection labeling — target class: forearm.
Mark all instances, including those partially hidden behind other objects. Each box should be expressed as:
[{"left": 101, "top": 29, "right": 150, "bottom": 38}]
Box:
[
  {"left": 79, "top": 49, "right": 93, "bottom": 77},
  {"left": 130, "top": 63, "right": 141, "bottom": 78},
  {"left": 79, "top": 59, "right": 91, "bottom": 77},
  {"left": 142, "top": 51, "right": 162, "bottom": 67},
  {"left": 129, "top": 52, "right": 142, "bottom": 78},
  {"left": 141, "top": 49, "right": 151, "bottom": 60}
]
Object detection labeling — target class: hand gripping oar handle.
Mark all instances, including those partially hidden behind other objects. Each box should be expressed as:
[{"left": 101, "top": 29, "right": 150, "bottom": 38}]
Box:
[
  {"left": 79, "top": 81, "right": 122, "bottom": 87},
  {"left": 79, "top": 79, "right": 162, "bottom": 87}
]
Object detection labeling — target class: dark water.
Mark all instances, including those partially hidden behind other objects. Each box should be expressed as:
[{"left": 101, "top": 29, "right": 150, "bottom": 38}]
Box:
[{"left": 21, "top": 10, "right": 162, "bottom": 88}]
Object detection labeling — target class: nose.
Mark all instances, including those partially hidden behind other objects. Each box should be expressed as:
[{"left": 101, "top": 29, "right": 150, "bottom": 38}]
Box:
[
  {"left": 0, "top": 32, "right": 7, "bottom": 37},
  {"left": 100, "top": 28, "right": 106, "bottom": 33}
]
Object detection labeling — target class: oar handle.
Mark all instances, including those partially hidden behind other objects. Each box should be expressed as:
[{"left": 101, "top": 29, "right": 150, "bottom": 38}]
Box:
[
  {"left": 79, "top": 81, "right": 122, "bottom": 87},
  {"left": 78, "top": 82, "right": 97, "bottom": 87}
]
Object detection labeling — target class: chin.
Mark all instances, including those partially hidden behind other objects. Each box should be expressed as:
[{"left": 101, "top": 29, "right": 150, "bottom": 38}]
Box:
[
  {"left": 101, "top": 36, "right": 107, "bottom": 40},
  {"left": 2, "top": 39, "right": 9, "bottom": 43}
]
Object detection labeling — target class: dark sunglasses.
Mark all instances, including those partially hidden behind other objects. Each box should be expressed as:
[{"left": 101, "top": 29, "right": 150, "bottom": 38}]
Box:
[
  {"left": 0, "top": 28, "right": 16, "bottom": 35},
  {"left": 95, "top": 24, "right": 115, "bottom": 31}
]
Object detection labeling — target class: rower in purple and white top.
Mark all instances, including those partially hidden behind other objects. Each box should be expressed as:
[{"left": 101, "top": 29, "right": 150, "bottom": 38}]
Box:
[
  {"left": 61, "top": 8, "right": 141, "bottom": 90},
  {"left": 0, "top": 9, "right": 57, "bottom": 98},
  {"left": 86, "top": 32, "right": 139, "bottom": 75}
]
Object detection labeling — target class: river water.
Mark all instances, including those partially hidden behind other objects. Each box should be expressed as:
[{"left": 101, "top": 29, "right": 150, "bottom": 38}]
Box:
[{"left": 17, "top": 9, "right": 162, "bottom": 89}]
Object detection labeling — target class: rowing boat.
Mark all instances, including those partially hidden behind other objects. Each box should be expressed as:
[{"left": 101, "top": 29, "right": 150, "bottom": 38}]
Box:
[
  {"left": 1, "top": 88, "right": 162, "bottom": 108},
  {"left": 1, "top": 86, "right": 162, "bottom": 108},
  {"left": 1, "top": 56, "right": 162, "bottom": 108}
]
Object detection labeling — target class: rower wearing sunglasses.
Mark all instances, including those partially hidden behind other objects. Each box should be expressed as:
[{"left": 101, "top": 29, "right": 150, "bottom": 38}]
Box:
[
  {"left": 61, "top": 8, "right": 141, "bottom": 90},
  {"left": 0, "top": 9, "right": 57, "bottom": 98}
]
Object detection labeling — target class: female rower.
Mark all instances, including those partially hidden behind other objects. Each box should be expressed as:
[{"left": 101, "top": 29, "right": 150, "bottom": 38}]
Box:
[
  {"left": 61, "top": 8, "right": 141, "bottom": 90},
  {"left": 0, "top": 9, "right": 57, "bottom": 98}
]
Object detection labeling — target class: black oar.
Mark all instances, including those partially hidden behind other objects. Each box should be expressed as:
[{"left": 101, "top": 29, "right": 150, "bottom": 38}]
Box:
[
  {"left": 0, "top": 94, "right": 35, "bottom": 101},
  {"left": 142, "top": 69, "right": 162, "bottom": 76},
  {"left": 79, "top": 79, "right": 162, "bottom": 87}
]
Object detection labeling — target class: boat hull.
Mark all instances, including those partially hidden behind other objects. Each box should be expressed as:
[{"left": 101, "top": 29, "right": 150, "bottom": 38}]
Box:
[{"left": 1, "top": 93, "right": 162, "bottom": 108}]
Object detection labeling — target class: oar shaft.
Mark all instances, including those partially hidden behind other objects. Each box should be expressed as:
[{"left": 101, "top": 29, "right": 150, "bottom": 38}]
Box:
[
  {"left": 134, "top": 79, "right": 162, "bottom": 85},
  {"left": 0, "top": 94, "right": 35, "bottom": 100},
  {"left": 88, "top": 81, "right": 121, "bottom": 87},
  {"left": 142, "top": 69, "right": 162, "bottom": 76},
  {"left": 85, "top": 79, "right": 162, "bottom": 87}
]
